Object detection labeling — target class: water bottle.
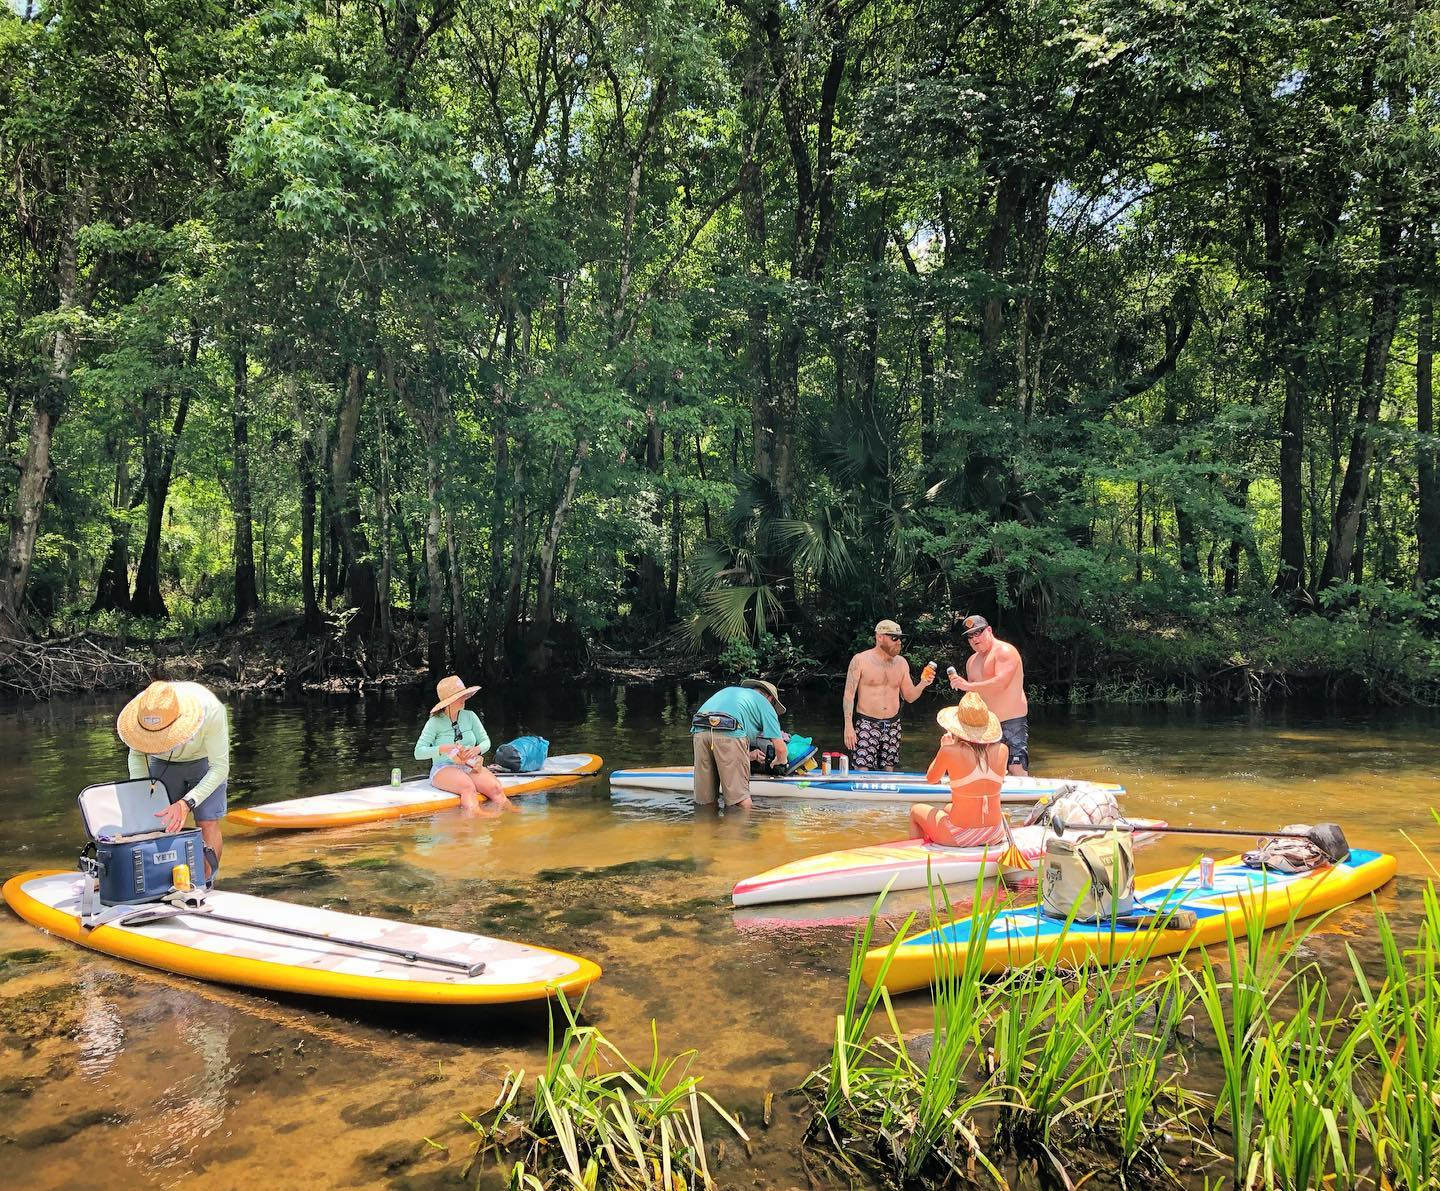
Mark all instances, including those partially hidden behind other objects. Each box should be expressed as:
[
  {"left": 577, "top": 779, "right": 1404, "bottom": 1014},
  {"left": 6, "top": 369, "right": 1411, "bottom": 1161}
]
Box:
[{"left": 391, "top": 767, "right": 402, "bottom": 787}]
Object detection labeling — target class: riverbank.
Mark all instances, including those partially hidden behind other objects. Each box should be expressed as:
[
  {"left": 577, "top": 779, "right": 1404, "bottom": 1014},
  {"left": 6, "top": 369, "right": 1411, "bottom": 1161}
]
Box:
[{"left": 1, "top": 603, "right": 1437, "bottom": 706}]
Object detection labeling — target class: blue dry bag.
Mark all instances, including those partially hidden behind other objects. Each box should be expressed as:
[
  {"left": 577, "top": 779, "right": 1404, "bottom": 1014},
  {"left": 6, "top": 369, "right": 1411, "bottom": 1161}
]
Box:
[{"left": 493, "top": 735, "right": 550, "bottom": 773}]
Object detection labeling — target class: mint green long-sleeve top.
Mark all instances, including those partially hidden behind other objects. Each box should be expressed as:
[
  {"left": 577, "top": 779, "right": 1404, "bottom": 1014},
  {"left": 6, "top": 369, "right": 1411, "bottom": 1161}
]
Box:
[{"left": 414, "top": 709, "right": 491, "bottom": 763}]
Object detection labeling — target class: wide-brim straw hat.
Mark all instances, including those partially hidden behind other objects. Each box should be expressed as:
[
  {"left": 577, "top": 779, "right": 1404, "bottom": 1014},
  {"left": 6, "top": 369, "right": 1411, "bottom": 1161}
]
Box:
[
  {"left": 432, "top": 675, "right": 481, "bottom": 715},
  {"left": 936, "top": 692, "right": 1002, "bottom": 744},
  {"left": 741, "top": 678, "right": 786, "bottom": 715},
  {"left": 117, "top": 681, "right": 206, "bottom": 755}
]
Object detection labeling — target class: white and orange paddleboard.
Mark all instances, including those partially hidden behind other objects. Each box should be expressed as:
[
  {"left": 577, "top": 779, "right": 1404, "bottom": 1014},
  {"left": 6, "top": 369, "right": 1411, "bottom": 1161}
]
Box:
[{"left": 229, "top": 753, "right": 603, "bottom": 830}]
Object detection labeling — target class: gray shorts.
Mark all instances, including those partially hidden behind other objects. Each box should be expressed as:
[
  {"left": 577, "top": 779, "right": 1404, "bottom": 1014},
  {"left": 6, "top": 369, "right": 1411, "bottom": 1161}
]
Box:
[
  {"left": 147, "top": 757, "right": 227, "bottom": 822},
  {"left": 999, "top": 716, "right": 1028, "bottom": 769}
]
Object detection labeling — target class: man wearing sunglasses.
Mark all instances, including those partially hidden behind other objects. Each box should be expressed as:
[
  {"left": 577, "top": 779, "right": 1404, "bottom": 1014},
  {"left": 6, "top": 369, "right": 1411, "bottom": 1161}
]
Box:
[
  {"left": 842, "top": 619, "right": 935, "bottom": 770},
  {"left": 948, "top": 614, "right": 1028, "bottom": 775}
]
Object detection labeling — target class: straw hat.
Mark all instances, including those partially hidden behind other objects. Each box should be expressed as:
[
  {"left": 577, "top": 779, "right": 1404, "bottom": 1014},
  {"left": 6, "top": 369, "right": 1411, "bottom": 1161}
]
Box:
[
  {"left": 431, "top": 675, "right": 480, "bottom": 715},
  {"left": 117, "top": 681, "right": 206, "bottom": 755},
  {"left": 741, "top": 678, "right": 786, "bottom": 714},
  {"left": 936, "top": 692, "right": 1001, "bottom": 744}
]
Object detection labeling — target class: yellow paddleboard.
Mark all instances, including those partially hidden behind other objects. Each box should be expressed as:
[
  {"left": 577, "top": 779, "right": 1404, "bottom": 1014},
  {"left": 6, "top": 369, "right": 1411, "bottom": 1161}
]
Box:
[
  {"left": 229, "top": 753, "right": 603, "bottom": 830},
  {"left": 5, "top": 870, "right": 600, "bottom": 1006},
  {"left": 866, "top": 847, "right": 1397, "bottom": 992}
]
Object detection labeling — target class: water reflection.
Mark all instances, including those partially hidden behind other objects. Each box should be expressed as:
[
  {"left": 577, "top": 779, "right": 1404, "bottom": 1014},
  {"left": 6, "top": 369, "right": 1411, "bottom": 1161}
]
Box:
[{"left": 0, "top": 687, "right": 1436, "bottom": 1187}]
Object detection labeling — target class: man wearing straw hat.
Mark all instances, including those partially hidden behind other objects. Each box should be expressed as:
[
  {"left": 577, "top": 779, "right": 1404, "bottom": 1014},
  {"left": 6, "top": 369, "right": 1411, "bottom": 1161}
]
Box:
[
  {"left": 117, "top": 680, "right": 229, "bottom": 881},
  {"left": 689, "top": 678, "right": 789, "bottom": 811}
]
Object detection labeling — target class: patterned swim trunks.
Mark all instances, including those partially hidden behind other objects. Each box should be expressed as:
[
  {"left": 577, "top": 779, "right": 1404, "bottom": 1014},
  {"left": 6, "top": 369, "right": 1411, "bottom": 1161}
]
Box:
[{"left": 851, "top": 711, "right": 901, "bottom": 771}]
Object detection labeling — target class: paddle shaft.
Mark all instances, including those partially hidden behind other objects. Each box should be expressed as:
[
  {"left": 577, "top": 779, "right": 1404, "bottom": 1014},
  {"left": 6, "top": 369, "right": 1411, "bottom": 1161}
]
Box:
[
  {"left": 1106, "top": 824, "right": 1316, "bottom": 843},
  {"left": 170, "top": 907, "right": 487, "bottom": 977}
]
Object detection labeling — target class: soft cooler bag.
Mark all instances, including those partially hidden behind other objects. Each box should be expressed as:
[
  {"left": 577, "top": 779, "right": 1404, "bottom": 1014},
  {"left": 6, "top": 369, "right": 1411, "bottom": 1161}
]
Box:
[
  {"left": 77, "top": 778, "right": 206, "bottom": 907},
  {"left": 493, "top": 736, "right": 550, "bottom": 773}
]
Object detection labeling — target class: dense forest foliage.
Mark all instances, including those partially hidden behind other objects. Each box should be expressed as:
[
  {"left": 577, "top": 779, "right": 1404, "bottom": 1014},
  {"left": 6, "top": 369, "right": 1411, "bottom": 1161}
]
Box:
[{"left": 2, "top": 0, "right": 1439, "bottom": 698}]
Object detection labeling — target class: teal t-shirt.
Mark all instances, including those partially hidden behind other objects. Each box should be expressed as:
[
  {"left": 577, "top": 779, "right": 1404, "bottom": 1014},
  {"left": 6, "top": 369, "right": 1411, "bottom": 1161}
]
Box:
[
  {"left": 690, "top": 687, "right": 782, "bottom": 743},
  {"left": 414, "top": 708, "right": 491, "bottom": 762}
]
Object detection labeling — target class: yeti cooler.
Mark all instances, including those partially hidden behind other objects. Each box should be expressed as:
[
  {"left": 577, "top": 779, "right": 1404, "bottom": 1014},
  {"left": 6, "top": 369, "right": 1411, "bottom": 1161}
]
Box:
[
  {"left": 1040, "top": 830, "right": 1136, "bottom": 922},
  {"left": 77, "top": 779, "right": 205, "bottom": 907}
]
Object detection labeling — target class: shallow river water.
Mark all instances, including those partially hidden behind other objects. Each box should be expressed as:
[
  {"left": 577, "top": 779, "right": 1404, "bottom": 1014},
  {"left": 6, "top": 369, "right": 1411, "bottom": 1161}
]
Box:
[{"left": 1, "top": 684, "right": 1437, "bottom": 1189}]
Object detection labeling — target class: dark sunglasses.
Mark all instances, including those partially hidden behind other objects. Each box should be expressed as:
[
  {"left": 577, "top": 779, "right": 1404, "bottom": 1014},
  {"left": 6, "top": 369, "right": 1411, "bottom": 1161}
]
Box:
[{"left": 882, "top": 633, "right": 903, "bottom": 640}]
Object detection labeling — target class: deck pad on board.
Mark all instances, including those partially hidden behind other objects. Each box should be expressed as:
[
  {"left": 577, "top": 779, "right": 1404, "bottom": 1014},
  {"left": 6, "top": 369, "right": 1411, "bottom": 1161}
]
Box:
[
  {"left": 229, "top": 753, "right": 603, "bottom": 829},
  {"left": 4, "top": 870, "right": 599, "bottom": 1004},
  {"left": 610, "top": 767, "right": 1122, "bottom": 806}
]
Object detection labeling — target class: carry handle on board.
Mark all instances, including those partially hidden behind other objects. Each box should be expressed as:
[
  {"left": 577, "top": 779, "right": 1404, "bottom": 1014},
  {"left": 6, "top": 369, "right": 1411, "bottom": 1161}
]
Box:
[
  {"left": 109, "top": 901, "right": 487, "bottom": 979},
  {"left": 1050, "top": 817, "right": 1351, "bottom": 865}
]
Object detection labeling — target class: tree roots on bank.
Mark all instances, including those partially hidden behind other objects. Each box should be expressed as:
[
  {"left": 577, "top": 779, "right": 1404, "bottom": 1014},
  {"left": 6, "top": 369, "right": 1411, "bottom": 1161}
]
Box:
[{"left": 0, "top": 634, "right": 148, "bottom": 699}]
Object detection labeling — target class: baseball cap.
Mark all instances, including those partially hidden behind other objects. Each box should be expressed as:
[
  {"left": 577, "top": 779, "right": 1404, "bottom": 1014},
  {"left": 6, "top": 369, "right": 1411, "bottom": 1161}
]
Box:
[
  {"left": 962, "top": 614, "right": 990, "bottom": 637},
  {"left": 874, "top": 619, "right": 904, "bottom": 637}
]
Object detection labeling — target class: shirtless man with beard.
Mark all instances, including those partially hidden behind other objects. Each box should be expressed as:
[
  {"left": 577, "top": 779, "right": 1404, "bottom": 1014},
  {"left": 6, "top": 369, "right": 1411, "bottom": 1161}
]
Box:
[{"left": 842, "top": 619, "right": 936, "bottom": 771}]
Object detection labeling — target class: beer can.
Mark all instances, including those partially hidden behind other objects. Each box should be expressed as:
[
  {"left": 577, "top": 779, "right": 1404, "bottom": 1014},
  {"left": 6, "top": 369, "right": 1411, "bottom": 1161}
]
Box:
[
  {"left": 821, "top": 752, "right": 832, "bottom": 775},
  {"left": 172, "top": 864, "right": 192, "bottom": 892},
  {"left": 838, "top": 754, "right": 850, "bottom": 774},
  {"left": 391, "top": 767, "right": 402, "bottom": 787},
  {"left": 1198, "top": 856, "right": 1215, "bottom": 888}
]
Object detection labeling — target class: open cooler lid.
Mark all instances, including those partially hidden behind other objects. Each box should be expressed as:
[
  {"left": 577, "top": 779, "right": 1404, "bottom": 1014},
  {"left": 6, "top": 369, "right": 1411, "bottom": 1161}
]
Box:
[{"left": 78, "top": 779, "right": 173, "bottom": 840}]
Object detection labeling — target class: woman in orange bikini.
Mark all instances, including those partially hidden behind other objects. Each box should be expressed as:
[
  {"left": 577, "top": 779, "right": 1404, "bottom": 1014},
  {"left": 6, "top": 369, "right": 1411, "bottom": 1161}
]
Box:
[{"left": 910, "top": 692, "right": 1009, "bottom": 847}]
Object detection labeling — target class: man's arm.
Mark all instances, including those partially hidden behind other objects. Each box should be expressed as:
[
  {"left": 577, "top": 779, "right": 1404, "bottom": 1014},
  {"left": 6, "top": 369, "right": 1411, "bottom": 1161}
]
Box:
[
  {"left": 961, "top": 652, "right": 1017, "bottom": 697},
  {"left": 182, "top": 709, "right": 230, "bottom": 805},
  {"left": 842, "top": 654, "right": 862, "bottom": 748},
  {"left": 898, "top": 656, "right": 933, "bottom": 702}
]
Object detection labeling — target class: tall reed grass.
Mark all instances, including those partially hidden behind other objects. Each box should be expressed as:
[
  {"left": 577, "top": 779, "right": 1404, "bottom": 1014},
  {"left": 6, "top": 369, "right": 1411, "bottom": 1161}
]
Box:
[
  {"left": 461, "top": 995, "right": 747, "bottom": 1190},
  {"left": 804, "top": 829, "right": 1440, "bottom": 1191}
]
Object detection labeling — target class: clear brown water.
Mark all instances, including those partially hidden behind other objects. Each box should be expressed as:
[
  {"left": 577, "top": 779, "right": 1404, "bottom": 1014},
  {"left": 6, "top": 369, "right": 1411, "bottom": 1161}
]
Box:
[{"left": 1, "top": 686, "right": 1437, "bottom": 1189}]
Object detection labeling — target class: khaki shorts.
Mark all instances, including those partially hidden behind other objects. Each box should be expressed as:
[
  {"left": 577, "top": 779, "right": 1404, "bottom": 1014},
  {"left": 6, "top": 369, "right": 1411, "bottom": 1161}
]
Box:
[{"left": 692, "top": 732, "right": 752, "bottom": 807}]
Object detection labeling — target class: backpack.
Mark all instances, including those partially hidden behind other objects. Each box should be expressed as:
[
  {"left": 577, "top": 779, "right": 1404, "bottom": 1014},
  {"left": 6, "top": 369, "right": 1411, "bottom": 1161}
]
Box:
[{"left": 493, "top": 735, "right": 550, "bottom": 773}]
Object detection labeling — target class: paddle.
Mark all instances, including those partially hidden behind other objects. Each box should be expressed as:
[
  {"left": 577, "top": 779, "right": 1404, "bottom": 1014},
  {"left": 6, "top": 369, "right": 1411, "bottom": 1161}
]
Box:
[
  {"left": 1049, "top": 817, "right": 1351, "bottom": 865},
  {"left": 995, "top": 814, "right": 1032, "bottom": 874},
  {"left": 115, "top": 902, "right": 488, "bottom": 978}
]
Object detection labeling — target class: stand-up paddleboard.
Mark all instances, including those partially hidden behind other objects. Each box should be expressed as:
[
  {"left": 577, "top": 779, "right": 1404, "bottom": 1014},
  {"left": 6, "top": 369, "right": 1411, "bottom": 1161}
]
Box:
[
  {"left": 4, "top": 870, "right": 600, "bottom": 1005},
  {"left": 229, "top": 754, "right": 603, "bottom": 830},
  {"left": 864, "top": 848, "right": 1398, "bottom": 991},
  {"left": 732, "top": 819, "right": 1166, "bottom": 906},
  {"left": 609, "top": 767, "right": 1121, "bottom": 806}
]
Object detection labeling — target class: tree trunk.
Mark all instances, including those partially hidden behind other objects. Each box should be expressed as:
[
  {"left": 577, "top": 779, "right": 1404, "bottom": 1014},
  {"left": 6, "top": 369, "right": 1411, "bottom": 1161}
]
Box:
[
  {"left": 504, "top": 451, "right": 526, "bottom": 655},
  {"left": 330, "top": 363, "right": 377, "bottom": 633},
  {"left": 1319, "top": 216, "right": 1403, "bottom": 588},
  {"left": 528, "top": 440, "right": 588, "bottom": 671},
  {"left": 1417, "top": 285, "right": 1439, "bottom": 586},
  {"left": 131, "top": 331, "right": 197, "bottom": 619},
  {"left": 374, "top": 378, "right": 394, "bottom": 653},
  {"left": 0, "top": 178, "right": 93, "bottom": 632},
  {"left": 91, "top": 439, "right": 132, "bottom": 613},
  {"left": 231, "top": 348, "right": 259, "bottom": 623},
  {"left": 422, "top": 449, "right": 445, "bottom": 680},
  {"left": 445, "top": 507, "right": 468, "bottom": 674},
  {"left": 299, "top": 431, "right": 321, "bottom": 632}
]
